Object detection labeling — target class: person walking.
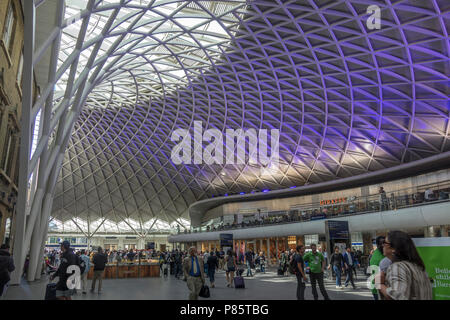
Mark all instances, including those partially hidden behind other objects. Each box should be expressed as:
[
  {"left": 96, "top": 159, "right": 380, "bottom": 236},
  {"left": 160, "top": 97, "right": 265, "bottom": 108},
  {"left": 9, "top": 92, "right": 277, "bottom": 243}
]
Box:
[
  {"left": 245, "top": 249, "right": 254, "bottom": 277},
  {"left": 91, "top": 247, "right": 107, "bottom": 294},
  {"left": 50, "top": 241, "right": 78, "bottom": 300},
  {"left": 79, "top": 249, "right": 91, "bottom": 294},
  {"left": 329, "top": 246, "right": 345, "bottom": 289},
  {"left": 182, "top": 247, "right": 205, "bottom": 300},
  {"left": 369, "top": 236, "right": 385, "bottom": 300},
  {"left": 379, "top": 231, "right": 432, "bottom": 300},
  {"left": 0, "top": 244, "right": 15, "bottom": 298},
  {"left": 225, "top": 250, "right": 237, "bottom": 288},
  {"left": 219, "top": 249, "right": 225, "bottom": 270},
  {"left": 174, "top": 250, "right": 183, "bottom": 279},
  {"left": 203, "top": 250, "right": 210, "bottom": 275},
  {"left": 292, "top": 245, "right": 307, "bottom": 300},
  {"left": 258, "top": 252, "right": 266, "bottom": 273},
  {"left": 206, "top": 251, "right": 219, "bottom": 288},
  {"left": 303, "top": 243, "right": 330, "bottom": 300},
  {"left": 343, "top": 247, "right": 359, "bottom": 289},
  {"left": 280, "top": 251, "right": 288, "bottom": 276}
]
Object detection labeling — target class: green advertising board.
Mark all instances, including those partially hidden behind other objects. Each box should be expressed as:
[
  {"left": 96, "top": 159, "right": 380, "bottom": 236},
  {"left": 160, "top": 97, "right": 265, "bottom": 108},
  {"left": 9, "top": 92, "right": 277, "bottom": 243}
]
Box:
[{"left": 413, "top": 237, "right": 450, "bottom": 300}]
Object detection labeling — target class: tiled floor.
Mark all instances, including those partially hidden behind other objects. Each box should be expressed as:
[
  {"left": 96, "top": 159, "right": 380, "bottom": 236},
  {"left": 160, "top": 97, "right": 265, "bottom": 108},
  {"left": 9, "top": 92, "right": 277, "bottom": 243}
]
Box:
[{"left": 4, "top": 268, "right": 373, "bottom": 300}]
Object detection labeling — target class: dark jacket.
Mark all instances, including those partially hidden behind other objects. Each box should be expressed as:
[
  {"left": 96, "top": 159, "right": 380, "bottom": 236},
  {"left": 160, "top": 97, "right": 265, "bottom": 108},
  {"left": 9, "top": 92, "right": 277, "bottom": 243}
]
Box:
[
  {"left": 93, "top": 252, "right": 107, "bottom": 271},
  {"left": 54, "top": 249, "right": 78, "bottom": 291},
  {"left": 0, "top": 249, "right": 15, "bottom": 284},
  {"left": 330, "top": 252, "right": 344, "bottom": 268},
  {"left": 127, "top": 252, "right": 136, "bottom": 261},
  {"left": 207, "top": 255, "right": 219, "bottom": 270},
  {"left": 343, "top": 252, "right": 359, "bottom": 267}
]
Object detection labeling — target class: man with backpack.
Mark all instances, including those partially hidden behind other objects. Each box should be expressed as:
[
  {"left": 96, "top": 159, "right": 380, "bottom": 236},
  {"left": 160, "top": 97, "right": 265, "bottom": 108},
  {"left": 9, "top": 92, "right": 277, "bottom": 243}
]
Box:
[
  {"left": 49, "top": 241, "right": 79, "bottom": 300},
  {"left": 244, "top": 249, "right": 254, "bottom": 277},
  {"left": 290, "top": 245, "right": 307, "bottom": 300},
  {"left": 91, "top": 247, "right": 107, "bottom": 294},
  {"left": 79, "top": 249, "right": 91, "bottom": 294},
  {"left": 303, "top": 243, "right": 330, "bottom": 300}
]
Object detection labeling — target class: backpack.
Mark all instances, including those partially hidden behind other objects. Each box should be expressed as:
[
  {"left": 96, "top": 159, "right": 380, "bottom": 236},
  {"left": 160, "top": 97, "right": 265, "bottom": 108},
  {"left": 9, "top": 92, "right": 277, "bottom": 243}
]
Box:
[
  {"left": 77, "top": 255, "right": 86, "bottom": 274},
  {"left": 226, "top": 256, "right": 234, "bottom": 269},
  {"left": 288, "top": 254, "right": 298, "bottom": 275}
]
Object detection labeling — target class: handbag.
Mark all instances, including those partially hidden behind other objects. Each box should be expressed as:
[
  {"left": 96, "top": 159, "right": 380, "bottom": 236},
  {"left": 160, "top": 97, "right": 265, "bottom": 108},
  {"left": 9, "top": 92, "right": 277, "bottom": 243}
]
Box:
[{"left": 199, "top": 284, "right": 210, "bottom": 298}]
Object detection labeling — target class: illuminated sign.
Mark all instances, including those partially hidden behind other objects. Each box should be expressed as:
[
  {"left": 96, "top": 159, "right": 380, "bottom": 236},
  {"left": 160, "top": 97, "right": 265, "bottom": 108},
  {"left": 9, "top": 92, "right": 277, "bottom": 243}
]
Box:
[
  {"left": 320, "top": 197, "right": 347, "bottom": 205},
  {"left": 220, "top": 234, "right": 233, "bottom": 247},
  {"left": 327, "top": 220, "right": 349, "bottom": 240}
]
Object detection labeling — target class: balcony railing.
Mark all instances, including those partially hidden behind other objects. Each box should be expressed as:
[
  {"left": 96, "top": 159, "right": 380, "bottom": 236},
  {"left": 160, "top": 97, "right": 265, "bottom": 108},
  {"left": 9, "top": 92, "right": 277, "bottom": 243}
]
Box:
[{"left": 178, "top": 180, "right": 450, "bottom": 234}]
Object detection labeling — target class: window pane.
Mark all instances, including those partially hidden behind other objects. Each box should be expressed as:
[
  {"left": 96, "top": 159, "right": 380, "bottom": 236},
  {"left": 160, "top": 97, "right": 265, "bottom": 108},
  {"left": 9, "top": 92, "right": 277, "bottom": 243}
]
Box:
[
  {"left": 17, "top": 53, "right": 23, "bottom": 84},
  {"left": 3, "top": 5, "right": 14, "bottom": 50}
]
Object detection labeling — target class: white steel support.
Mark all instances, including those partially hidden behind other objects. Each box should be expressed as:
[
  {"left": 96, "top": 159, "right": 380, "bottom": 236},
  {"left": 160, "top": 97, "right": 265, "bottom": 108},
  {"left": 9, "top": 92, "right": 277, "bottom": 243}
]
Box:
[{"left": 10, "top": 0, "right": 36, "bottom": 285}]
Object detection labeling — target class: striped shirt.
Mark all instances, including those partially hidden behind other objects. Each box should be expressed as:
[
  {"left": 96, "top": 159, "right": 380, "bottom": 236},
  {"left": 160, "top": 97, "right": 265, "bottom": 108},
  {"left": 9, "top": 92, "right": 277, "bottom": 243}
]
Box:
[{"left": 385, "top": 261, "right": 432, "bottom": 300}]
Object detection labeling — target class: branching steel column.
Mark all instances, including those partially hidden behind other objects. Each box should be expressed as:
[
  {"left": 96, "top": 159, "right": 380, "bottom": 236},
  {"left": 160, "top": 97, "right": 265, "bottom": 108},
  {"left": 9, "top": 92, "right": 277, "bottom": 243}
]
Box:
[
  {"left": 26, "top": 0, "right": 67, "bottom": 282},
  {"left": 10, "top": 0, "right": 36, "bottom": 286}
]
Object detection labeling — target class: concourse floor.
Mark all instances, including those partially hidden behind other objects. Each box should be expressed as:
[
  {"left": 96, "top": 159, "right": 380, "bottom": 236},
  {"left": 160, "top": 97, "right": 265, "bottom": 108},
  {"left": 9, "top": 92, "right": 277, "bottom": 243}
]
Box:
[{"left": 4, "top": 267, "right": 373, "bottom": 300}]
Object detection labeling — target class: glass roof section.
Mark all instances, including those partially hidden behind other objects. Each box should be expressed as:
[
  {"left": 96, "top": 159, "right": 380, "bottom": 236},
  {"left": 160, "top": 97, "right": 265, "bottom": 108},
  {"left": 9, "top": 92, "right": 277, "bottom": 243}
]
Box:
[
  {"left": 56, "top": 0, "right": 247, "bottom": 109},
  {"left": 48, "top": 216, "right": 190, "bottom": 234}
]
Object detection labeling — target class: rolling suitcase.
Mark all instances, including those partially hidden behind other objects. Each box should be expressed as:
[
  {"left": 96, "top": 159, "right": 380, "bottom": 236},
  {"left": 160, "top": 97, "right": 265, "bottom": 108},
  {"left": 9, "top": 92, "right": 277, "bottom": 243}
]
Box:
[
  {"left": 234, "top": 276, "right": 245, "bottom": 289},
  {"left": 45, "top": 283, "right": 57, "bottom": 300}
]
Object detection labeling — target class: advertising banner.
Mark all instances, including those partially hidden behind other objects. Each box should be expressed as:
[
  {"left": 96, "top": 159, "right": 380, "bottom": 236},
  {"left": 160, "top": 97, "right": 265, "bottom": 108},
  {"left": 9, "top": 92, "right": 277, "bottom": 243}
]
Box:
[{"left": 413, "top": 237, "right": 450, "bottom": 300}]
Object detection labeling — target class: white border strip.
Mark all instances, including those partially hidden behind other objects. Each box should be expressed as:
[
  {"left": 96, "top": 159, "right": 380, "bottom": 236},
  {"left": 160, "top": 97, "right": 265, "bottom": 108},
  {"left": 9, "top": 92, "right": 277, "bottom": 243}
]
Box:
[{"left": 413, "top": 237, "right": 450, "bottom": 247}]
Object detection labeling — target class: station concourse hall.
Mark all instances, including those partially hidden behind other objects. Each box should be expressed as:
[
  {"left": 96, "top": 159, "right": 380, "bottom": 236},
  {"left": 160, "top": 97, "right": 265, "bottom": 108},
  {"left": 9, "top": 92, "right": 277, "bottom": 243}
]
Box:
[{"left": 0, "top": 0, "right": 449, "bottom": 311}]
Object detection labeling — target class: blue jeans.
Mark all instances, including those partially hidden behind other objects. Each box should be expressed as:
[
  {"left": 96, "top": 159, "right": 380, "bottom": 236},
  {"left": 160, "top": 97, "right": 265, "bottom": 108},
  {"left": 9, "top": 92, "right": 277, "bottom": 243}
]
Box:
[
  {"left": 260, "top": 264, "right": 265, "bottom": 273},
  {"left": 333, "top": 265, "right": 342, "bottom": 286},
  {"left": 208, "top": 268, "right": 215, "bottom": 283},
  {"left": 246, "top": 261, "right": 253, "bottom": 276}
]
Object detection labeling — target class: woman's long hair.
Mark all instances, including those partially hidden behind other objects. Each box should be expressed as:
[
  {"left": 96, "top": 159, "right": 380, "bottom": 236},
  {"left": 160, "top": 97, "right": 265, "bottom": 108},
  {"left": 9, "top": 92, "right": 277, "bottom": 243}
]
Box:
[{"left": 388, "top": 231, "right": 425, "bottom": 271}]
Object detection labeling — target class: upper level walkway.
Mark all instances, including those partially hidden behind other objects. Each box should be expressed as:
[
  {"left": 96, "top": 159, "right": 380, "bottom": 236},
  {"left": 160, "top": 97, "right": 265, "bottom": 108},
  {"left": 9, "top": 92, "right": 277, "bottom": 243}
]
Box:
[{"left": 169, "top": 196, "right": 450, "bottom": 242}]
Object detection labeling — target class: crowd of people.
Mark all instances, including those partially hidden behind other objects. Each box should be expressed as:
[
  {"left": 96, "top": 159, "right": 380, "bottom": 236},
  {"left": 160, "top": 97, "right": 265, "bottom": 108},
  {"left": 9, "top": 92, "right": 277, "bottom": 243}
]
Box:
[
  {"left": 285, "top": 230, "right": 433, "bottom": 300},
  {"left": 0, "top": 229, "right": 434, "bottom": 301}
]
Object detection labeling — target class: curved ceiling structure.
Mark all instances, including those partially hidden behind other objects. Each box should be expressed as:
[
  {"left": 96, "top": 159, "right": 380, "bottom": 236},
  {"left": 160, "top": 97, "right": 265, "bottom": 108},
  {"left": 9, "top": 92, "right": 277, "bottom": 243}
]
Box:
[{"left": 29, "top": 0, "right": 449, "bottom": 234}]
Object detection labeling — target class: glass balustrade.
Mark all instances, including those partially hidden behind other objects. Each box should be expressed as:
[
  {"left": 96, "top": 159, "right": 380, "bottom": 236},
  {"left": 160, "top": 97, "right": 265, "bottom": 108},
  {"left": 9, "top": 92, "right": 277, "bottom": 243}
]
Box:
[{"left": 177, "top": 180, "right": 450, "bottom": 234}]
